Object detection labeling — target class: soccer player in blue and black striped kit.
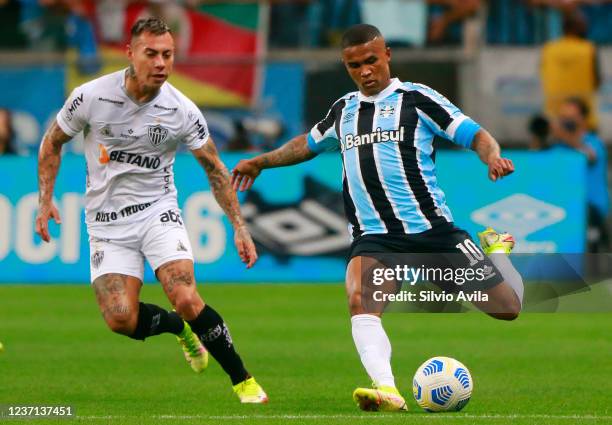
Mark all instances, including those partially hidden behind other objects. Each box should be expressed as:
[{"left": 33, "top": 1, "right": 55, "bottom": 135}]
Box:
[{"left": 232, "top": 24, "right": 524, "bottom": 412}]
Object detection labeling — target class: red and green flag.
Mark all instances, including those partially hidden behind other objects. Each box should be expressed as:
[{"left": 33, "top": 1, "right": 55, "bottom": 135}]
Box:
[{"left": 68, "top": 3, "right": 263, "bottom": 108}]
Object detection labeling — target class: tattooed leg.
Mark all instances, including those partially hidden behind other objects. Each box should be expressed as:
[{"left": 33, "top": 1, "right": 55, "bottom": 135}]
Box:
[
  {"left": 157, "top": 259, "right": 204, "bottom": 321},
  {"left": 93, "top": 274, "right": 142, "bottom": 335},
  {"left": 157, "top": 259, "right": 250, "bottom": 385}
]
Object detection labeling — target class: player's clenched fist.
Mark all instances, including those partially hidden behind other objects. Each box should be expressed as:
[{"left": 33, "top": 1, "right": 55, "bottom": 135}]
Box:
[
  {"left": 35, "top": 202, "right": 62, "bottom": 242},
  {"left": 488, "top": 157, "right": 514, "bottom": 181},
  {"left": 231, "top": 159, "right": 261, "bottom": 192}
]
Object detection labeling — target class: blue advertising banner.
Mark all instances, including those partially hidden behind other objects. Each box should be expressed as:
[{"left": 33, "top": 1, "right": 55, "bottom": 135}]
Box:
[
  {"left": 0, "top": 150, "right": 586, "bottom": 283},
  {"left": 437, "top": 150, "right": 586, "bottom": 254},
  {"left": 0, "top": 66, "right": 66, "bottom": 154}
]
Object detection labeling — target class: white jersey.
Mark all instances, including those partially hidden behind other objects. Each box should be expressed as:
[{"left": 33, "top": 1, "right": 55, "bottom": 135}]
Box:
[{"left": 56, "top": 69, "right": 209, "bottom": 237}]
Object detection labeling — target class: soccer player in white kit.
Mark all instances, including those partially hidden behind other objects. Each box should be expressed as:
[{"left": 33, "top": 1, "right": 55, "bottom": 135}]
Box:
[{"left": 35, "top": 18, "right": 268, "bottom": 404}]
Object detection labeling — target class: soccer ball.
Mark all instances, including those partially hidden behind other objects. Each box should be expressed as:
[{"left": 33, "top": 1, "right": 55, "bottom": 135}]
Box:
[{"left": 412, "top": 356, "right": 473, "bottom": 412}]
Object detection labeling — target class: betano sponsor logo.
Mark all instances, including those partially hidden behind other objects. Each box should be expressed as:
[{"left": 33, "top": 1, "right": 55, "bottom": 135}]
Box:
[
  {"left": 97, "top": 145, "right": 160, "bottom": 169},
  {"left": 342, "top": 127, "right": 405, "bottom": 152}
]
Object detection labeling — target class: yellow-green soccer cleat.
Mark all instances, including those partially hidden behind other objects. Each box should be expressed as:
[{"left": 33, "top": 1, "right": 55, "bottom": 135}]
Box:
[
  {"left": 233, "top": 377, "right": 269, "bottom": 404},
  {"left": 478, "top": 227, "right": 515, "bottom": 255},
  {"left": 177, "top": 321, "right": 208, "bottom": 373},
  {"left": 352, "top": 385, "right": 408, "bottom": 412}
]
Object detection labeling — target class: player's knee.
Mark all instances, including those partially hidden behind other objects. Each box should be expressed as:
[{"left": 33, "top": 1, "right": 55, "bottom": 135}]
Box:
[
  {"left": 173, "top": 290, "right": 202, "bottom": 319},
  {"left": 104, "top": 308, "right": 137, "bottom": 335},
  {"left": 347, "top": 289, "right": 364, "bottom": 315}
]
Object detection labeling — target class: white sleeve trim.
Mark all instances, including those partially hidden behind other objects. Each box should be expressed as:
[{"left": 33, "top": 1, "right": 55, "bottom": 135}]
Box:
[
  {"left": 55, "top": 112, "right": 79, "bottom": 137},
  {"left": 188, "top": 133, "right": 209, "bottom": 151},
  {"left": 446, "top": 115, "right": 468, "bottom": 138}
]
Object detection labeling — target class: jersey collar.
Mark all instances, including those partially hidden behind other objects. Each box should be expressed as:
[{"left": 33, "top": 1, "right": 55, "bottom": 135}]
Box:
[
  {"left": 358, "top": 78, "right": 402, "bottom": 103},
  {"left": 120, "top": 68, "right": 163, "bottom": 107}
]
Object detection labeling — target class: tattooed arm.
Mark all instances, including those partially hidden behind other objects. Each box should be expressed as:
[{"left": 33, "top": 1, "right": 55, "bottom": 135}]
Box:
[
  {"left": 471, "top": 128, "right": 515, "bottom": 182},
  {"left": 231, "top": 133, "right": 315, "bottom": 191},
  {"left": 191, "top": 138, "right": 258, "bottom": 268},
  {"left": 36, "top": 120, "right": 72, "bottom": 242}
]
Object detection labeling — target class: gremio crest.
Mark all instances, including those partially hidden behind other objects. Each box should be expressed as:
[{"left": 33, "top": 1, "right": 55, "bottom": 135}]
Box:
[
  {"left": 147, "top": 124, "right": 169, "bottom": 147},
  {"left": 379, "top": 104, "right": 395, "bottom": 118}
]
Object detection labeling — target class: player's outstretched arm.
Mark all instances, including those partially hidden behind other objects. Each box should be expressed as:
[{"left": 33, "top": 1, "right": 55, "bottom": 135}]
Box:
[
  {"left": 231, "top": 133, "right": 316, "bottom": 192},
  {"left": 36, "top": 120, "right": 72, "bottom": 242},
  {"left": 191, "top": 138, "right": 258, "bottom": 268},
  {"left": 470, "top": 128, "right": 515, "bottom": 181}
]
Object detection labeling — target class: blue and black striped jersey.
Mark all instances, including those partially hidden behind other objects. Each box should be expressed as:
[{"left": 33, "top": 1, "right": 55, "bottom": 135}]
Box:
[{"left": 307, "top": 78, "right": 481, "bottom": 238}]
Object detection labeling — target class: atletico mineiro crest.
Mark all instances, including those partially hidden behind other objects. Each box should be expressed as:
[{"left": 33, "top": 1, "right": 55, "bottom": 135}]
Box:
[
  {"left": 379, "top": 105, "right": 395, "bottom": 118},
  {"left": 147, "top": 124, "right": 169, "bottom": 148}
]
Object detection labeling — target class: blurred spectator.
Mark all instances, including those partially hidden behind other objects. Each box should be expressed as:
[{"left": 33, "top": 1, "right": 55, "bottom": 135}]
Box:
[
  {"left": 527, "top": 114, "right": 550, "bottom": 150},
  {"left": 95, "top": 0, "right": 128, "bottom": 44},
  {"left": 551, "top": 97, "right": 608, "bottom": 253},
  {"left": 487, "top": 0, "right": 612, "bottom": 45},
  {"left": 0, "top": 108, "right": 17, "bottom": 155},
  {"left": 20, "top": 0, "right": 67, "bottom": 51},
  {"left": 269, "top": 0, "right": 361, "bottom": 47},
  {"left": 268, "top": 0, "right": 314, "bottom": 47},
  {"left": 487, "top": 0, "right": 564, "bottom": 45},
  {"left": 18, "top": 0, "right": 100, "bottom": 73},
  {"left": 226, "top": 120, "right": 256, "bottom": 152},
  {"left": 427, "top": 0, "right": 481, "bottom": 44},
  {"left": 323, "top": 0, "right": 363, "bottom": 46},
  {"left": 65, "top": 4, "right": 101, "bottom": 73},
  {"left": 0, "top": 0, "right": 28, "bottom": 49},
  {"left": 581, "top": 1, "right": 612, "bottom": 44},
  {"left": 540, "top": 10, "right": 600, "bottom": 130}
]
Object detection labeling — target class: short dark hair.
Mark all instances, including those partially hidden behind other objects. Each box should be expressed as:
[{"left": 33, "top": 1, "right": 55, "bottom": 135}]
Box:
[
  {"left": 130, "top": 17, "right": 171, "bottom": 39},
  {"left": 562, "top": 10, "right": 587, "bottom": 37},
  {"left": 564, "top": 97, "right": 589, "bottom": 118},
  {"left": 341, "top": 24, "right": 383, "bottom": 48}
]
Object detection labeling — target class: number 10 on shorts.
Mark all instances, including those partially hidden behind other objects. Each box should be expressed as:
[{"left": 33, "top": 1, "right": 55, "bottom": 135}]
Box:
[{"left": 456, "top": 239, "right": 484, "bottom": 266}]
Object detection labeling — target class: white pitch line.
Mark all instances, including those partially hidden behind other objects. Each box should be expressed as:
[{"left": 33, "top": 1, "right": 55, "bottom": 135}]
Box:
[{"left": 76, "top": 414, "right": 612, "bottom": 421}]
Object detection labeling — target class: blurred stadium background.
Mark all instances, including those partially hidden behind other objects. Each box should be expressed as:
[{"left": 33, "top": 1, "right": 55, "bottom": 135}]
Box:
[
  {"left": 2, "top": 0, "right": 611, "bottom": 281},
  {"left": 1, "top": 1, "right": 611, "bottom": 423}
]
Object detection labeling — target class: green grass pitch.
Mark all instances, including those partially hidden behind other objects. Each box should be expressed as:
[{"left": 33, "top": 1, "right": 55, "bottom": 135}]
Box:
[{"left": 0, "top": 284, "right": 611, "bottom": 425}]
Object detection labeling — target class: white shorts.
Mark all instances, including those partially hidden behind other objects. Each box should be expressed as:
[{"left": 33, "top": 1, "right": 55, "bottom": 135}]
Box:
[{"left": 88, "top": 203, "right": 193, "bottom": 283}]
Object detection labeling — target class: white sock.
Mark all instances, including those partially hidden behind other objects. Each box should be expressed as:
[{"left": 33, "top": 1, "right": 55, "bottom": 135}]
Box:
[
  {"left": 351, "top": 314, "right": 395, "bottom": 388},
  {"left": 489, "top": 254, "right": 524, "bottom": 305}
]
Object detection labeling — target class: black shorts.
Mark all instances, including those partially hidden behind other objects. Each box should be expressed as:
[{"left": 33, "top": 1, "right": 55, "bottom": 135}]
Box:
[{"left": 348, "top": 223, "right": 504, "bottom": 292}]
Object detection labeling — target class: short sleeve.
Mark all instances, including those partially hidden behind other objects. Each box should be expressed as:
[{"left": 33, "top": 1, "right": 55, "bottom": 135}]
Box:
[
  {"left": 182, "top": 102, "right": 209, "bottom": 150},
  {"left": 307, "top": 100, "right": 343, "bottom": 154},
  {"left": 412, "top": 85, "right": 481, "bottom": 148},
  {"left": 56, "top": 87, "right": 89, "bottom": 137}
]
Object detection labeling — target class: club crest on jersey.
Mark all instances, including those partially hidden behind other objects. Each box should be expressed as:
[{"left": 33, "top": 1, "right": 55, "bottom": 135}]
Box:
[
  {"left": 91, "top": 250, "right": 104, "bottom": 269},
  {"left": 379, "top": 105, "right": 395, "bottom": 118},
  {"left": 99, "top": 124, "right": 114, "bottom": 138},
  {"left": 147, "top": 124, "right": 169, "bottom": 148}
]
